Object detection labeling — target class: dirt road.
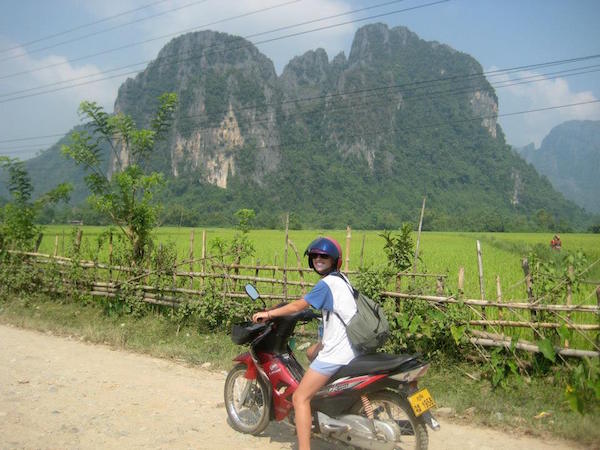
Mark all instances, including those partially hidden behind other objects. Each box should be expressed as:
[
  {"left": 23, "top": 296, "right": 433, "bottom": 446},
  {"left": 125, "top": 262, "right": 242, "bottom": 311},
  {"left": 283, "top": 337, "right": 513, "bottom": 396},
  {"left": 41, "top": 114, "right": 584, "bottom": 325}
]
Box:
[{"left": 0, "top": 324, "right": 584, "bottom": 450}]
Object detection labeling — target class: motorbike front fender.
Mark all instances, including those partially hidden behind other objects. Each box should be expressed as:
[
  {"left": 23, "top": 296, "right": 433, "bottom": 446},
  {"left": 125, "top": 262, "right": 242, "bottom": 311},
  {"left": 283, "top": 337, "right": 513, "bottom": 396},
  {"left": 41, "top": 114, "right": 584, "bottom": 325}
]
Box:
[{"left": 233, "top": 352, "right": 258, "bottom": 380}]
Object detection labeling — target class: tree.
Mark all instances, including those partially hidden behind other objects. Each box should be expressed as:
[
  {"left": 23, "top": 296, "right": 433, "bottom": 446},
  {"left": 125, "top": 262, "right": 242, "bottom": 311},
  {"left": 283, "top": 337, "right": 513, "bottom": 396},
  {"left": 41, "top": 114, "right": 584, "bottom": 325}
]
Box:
[
  {"left": 234, "top": 208, "right": 255, "bottom": 233},
  {"left": 0, "top": 157, "right": 71, "bottom": 250},
  {"left": 379, "top": 223, "right": 414, "bottom": 272},
  {"left": 61, "top": 93, "right": 177, "bottom": 264}
]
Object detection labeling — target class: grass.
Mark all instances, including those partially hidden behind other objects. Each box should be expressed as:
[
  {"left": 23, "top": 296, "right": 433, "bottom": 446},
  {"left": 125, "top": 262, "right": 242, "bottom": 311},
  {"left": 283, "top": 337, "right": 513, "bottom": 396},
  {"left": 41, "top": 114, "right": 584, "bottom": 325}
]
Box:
[
  {"left": 426, "top": 358, "right": 600, "bottom": 447},
  {"left": 1, "top": 293, "right": 599, "bottom": 448}
]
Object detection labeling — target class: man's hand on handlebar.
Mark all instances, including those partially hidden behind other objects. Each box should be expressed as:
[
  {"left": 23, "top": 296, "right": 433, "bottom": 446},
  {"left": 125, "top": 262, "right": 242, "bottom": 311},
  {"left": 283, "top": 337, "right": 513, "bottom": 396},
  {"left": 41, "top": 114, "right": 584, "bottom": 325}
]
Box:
[{"left": 252, "top": 310, "right": 272, "bottom": 323}]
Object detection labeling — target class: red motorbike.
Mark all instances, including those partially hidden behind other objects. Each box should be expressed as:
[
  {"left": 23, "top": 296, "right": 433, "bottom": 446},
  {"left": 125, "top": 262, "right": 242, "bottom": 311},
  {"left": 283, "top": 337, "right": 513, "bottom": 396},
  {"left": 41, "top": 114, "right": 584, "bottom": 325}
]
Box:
[{"left": 224, "top": 284, "right": 439, "bottom": 450}]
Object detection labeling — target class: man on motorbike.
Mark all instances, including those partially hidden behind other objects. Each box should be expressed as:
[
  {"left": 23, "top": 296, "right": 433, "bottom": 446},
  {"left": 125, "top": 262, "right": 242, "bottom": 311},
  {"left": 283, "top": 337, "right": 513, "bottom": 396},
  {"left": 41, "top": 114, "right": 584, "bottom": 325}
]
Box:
[{"left": 252, "top": 236, "right": 357, "bottom": 450}]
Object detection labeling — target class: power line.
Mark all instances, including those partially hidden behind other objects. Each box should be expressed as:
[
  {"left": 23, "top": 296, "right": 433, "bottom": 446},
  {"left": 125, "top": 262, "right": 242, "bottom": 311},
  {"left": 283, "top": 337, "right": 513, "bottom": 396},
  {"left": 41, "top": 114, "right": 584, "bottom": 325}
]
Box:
[
  {"left": 1, "top": 54, "right": 599, "bottom": 146},
  {"left": 0, "top": 133, "right": 69, "bottom": 145},
  {"left": 0, "top": 0, "right": 302, "bottom": 91},
  {"left": 115, "top": 65, "right": 600, "bottom": 143},
  {"left": 190, "top": 99, "right": 600, "bottom": 155},
  {"left": 0, "top": 0, "right": 405, "bottom": 82},
  {"left": 0, "top": 0, "right": 210, "bottom": 62},
  {"left": 0, "top": 0, "right": 171, "bottom": 54},
  {"left": 0, "top": 0, "right": 398, "bottom": 81},
  {"left": 0, "top": 100, "right": 594, "bottom": 156},
  {"left": 2, "top": 83, "right": 598, "bottom": 156},
  {"left": 0, "top": 0, "right": 450, "bottom": 103},
  {"left": 0, "top": 144, "right": 58, "bottom": 154},
  {"left": 164, "top": 60, "right": 600, "bottom": 129}
]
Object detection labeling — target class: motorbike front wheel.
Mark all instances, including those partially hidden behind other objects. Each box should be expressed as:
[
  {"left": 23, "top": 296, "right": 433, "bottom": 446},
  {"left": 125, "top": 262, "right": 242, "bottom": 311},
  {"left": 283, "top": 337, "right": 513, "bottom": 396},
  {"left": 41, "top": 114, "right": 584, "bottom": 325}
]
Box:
[
  {"left": 351, "top": 390, "right": 428, "bottom": 450},
  {"left": 224, "top": 364, "right": 271, "bottom": 435}
]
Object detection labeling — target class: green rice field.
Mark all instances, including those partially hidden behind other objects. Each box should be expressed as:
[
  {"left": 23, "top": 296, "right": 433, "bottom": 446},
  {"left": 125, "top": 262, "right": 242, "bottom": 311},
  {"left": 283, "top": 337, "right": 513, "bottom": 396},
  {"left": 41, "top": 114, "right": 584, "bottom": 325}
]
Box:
[
  {"left": 37, "top": 226, "right": 600, "bottom": 303},
  {"left": 12, "top": 225, "right": 598, "bottom": 350}
]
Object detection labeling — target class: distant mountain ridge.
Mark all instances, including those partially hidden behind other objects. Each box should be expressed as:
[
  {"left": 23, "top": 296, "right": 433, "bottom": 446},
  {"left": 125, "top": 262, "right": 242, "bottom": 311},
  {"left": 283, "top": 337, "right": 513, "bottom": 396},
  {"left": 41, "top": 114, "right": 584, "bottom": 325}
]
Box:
[
  {"left": 1, "top": 23, "right": 593, "bottom": 230},
  {"left": 518, "top": 120, "right": 600, "bottom": 214}
]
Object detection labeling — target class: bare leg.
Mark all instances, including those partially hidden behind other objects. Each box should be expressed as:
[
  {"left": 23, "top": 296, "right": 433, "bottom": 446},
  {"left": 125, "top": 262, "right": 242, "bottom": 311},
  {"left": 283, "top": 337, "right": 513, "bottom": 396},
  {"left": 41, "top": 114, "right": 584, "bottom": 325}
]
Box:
[{"left": 292, "top": 368, "right": 329, "bottom": 450}]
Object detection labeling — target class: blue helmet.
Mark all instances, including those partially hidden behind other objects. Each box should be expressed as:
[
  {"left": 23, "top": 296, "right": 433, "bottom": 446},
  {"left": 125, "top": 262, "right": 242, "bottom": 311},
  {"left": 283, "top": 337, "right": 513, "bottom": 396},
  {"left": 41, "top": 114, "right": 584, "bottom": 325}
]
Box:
[{"left": 304, "top": 237, "right": 343, "bottom": 272}]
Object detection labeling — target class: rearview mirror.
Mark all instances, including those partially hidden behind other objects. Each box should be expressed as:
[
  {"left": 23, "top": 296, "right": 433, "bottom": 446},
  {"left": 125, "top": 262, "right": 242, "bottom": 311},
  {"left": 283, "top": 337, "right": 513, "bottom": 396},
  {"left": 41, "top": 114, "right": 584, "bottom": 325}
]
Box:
[{"left": 244, "top": 284, "right": 260, "bottom": 301}]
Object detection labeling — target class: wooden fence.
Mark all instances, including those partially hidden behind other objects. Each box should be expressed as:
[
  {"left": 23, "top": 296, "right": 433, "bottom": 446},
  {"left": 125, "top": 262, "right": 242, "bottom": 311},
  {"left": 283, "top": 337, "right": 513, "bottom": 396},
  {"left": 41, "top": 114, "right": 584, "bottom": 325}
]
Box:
[{"left": 6, "top": 225, "right": 600, "bottom": 359}]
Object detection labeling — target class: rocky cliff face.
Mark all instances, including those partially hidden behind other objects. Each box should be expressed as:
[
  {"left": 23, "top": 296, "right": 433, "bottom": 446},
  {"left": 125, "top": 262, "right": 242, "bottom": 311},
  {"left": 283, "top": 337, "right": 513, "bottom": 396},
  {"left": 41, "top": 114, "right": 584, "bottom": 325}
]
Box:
[
  {"left": 111, "top": 24, "right": 499, "bottom": 188},
  {"left": 114, "top": 31, "right": 281, "bottom": 188}
]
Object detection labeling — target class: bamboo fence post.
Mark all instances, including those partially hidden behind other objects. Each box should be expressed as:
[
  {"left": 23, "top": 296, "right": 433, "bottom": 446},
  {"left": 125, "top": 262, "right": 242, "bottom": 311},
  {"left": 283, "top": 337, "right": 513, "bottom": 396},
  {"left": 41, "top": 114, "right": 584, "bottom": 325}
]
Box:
[
  {"left": 173, "top": 251, "right": 178, "bottom": 290},
  {"left": 344, "top": 226, "right": 351, "bottom": 272},
  {"left": 359, "top": 234, "right": 366, "bottom": 268},
  {"left": 189, "top": 230, "right": 195, "bottom": 289},
  {"left": 496, "top": 275, "right": 503, "bottom": 320},
  {"left": 476, "top": 240, "right": 487, "bottom": 328},
  {"left": 53, "top": 235, "right": 59, "bottom": 257},
  {"left": 108, "top": 231, "right": 113, "bottom": 282},
  {"left": 287, "top": 239, "right": 306, "bottom": 294},
  {"left": 272, "top": 254, "right": 278, "bottom": 294},
  {"left": 412, "top": 197, "right": 426, "bottom": 281},
  {"left": 522, "top": 258, "right": 536, "bottom": 323},
  {"left": 61, "top": 229, "right": 65, "bottom": 255},
  {"left": 565, "top": 266, "right": 574, "bottom": 348},
  {"left": 476, "top": 241, "right": 485, "bottom": 300},
  {"left": 458, "top": 267, "right": 465, "bottom": 299},
  {"left": 255, "top": 260, "right": 260, "bottom": 279},
  {"left": 75, "top": 229, "right": 83, "bottom": 253},
  {"left": 145, "top": 255, "right": 151, "bottom": 285},
  {"left": 171, "top": 245, "right": 178, "bottom": 310},
  {"left": 283, "top": 213, "right": 289, "bottom": 301},
  {"left": 435, "top": 275, "right": 445, "bottom": 309},
  {"left": 597, "top": 286, "right": 600, "bottom": 328},
  {"left": 436, "top": 276, "right": 444, "bottom": 296},
  {"left": 201, "top": 230, "right": 206, "bottom": 286}
]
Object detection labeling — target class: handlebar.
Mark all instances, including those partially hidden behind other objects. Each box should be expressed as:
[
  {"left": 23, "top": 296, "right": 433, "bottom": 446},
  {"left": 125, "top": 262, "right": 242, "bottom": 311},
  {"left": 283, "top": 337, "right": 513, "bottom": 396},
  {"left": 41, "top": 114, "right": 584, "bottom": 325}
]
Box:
[{"left": 297, "top": 309, "right": 320, "bottom": 322}]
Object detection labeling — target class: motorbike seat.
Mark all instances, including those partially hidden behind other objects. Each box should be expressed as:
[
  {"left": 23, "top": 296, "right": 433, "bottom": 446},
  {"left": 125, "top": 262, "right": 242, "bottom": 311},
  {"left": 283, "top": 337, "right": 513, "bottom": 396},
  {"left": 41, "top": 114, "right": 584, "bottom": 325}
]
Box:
[{"left": 329, "top": 353, "right": 419, "bottom": 381}]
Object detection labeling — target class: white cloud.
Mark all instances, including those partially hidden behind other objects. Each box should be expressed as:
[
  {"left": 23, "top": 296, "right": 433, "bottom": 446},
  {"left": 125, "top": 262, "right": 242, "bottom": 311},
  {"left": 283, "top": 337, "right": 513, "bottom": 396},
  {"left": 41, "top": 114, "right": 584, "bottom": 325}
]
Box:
[
  {"left": 492, "top": 68, "right": 600, "bottom": 148},
  {"left": 0, "top": 39, "right": 125, "bottom": 159}
]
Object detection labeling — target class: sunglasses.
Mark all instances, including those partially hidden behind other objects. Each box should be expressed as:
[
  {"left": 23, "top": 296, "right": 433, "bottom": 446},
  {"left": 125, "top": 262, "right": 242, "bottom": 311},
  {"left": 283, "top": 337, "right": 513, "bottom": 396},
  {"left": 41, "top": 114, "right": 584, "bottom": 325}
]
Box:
[{"left": 310, "top": 253, "right": 331, "bottom": 260}]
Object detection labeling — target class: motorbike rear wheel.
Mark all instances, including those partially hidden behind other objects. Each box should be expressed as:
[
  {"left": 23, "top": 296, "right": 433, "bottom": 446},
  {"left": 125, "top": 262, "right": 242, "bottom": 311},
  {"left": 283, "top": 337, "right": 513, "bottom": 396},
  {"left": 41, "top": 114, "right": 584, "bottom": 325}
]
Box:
[
  {"left": 224, "top": 364, "right": 271, "bottom": 435},
  {"left": 351, "top": 390, "right": 428, "bottom": 450}
]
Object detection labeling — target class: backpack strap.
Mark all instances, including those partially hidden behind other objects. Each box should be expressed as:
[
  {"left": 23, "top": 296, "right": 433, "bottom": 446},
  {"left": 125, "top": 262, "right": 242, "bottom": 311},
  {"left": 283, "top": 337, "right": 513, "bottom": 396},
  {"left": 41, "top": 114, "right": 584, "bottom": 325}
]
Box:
[
  {"left": 327, "top": 271, "right": 356, "bottom": 328},
  {"left": 330, "top": 271, "right": 357, "bottom": 297}
]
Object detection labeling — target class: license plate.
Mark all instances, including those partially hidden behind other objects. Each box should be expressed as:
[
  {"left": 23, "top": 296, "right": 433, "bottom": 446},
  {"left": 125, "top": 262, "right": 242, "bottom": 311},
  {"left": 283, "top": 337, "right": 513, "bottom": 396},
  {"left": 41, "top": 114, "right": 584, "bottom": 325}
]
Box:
[{"left": 408, "top": 388, "right": 435, "bottom": 417}]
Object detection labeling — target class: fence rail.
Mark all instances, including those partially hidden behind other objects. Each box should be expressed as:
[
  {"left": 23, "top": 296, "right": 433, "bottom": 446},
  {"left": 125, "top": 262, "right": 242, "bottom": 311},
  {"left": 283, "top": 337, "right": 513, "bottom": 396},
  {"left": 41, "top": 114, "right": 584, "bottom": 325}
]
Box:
[{"left": 6, "top": 223, "right": 600, "bottom": 360}]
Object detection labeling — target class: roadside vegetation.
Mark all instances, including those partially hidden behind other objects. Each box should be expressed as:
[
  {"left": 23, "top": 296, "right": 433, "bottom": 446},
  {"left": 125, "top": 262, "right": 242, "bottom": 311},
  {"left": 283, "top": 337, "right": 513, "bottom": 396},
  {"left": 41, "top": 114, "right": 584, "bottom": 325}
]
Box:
[
  {"left": 1, "top": 93, "right": 599, "bottom": 448},
  {"left": 1, "top": 292, "right": 598, "bottom": 447},
  {"left": 2, "top": 215, "right": 599, "bottom": 447}
]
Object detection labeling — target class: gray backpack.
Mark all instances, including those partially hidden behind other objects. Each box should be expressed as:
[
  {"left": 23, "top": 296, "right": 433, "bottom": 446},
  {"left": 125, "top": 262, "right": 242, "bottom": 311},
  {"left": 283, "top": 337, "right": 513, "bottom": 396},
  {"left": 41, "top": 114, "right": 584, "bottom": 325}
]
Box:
[{"left": 330, "top": 273, "right": 390, "bottom": 354}]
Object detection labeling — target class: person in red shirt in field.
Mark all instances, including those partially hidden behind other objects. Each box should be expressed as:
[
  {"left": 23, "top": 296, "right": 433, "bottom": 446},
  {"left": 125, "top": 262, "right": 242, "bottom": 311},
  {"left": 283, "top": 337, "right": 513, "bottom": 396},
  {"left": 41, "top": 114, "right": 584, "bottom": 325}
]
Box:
[{"left": 550, "top": 234, "right": 562, "bottom": 250}]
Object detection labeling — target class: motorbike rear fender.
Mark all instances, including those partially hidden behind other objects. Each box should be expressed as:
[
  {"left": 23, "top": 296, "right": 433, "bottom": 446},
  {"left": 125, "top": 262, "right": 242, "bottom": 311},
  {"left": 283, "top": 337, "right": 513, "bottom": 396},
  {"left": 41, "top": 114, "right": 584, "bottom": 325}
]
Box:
[
  {"left": 381, "top": 379, "right": 441, "bottom": 431},
  {"left": 233, "top": 352, "right": 258, "bottom": 380}
]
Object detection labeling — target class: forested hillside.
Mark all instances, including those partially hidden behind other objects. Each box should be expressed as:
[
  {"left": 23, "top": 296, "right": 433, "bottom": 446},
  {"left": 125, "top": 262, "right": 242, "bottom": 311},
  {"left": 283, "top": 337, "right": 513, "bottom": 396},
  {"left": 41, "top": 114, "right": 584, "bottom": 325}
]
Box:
[
  {"left": 518, "top": 120, "right": 600, "bottom": 214},
  {"left": 1, "top": 23, "right": 593, "bottom": 231}
]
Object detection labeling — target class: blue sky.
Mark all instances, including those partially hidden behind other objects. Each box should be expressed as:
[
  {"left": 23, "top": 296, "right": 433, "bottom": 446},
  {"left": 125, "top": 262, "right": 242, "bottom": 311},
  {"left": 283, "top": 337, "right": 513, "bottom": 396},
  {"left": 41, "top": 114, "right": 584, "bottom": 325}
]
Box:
[{"left": 1, "top": 0, "right": 599, "bottom": 159}]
